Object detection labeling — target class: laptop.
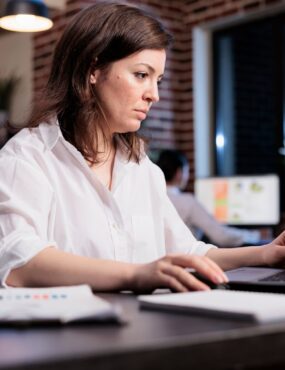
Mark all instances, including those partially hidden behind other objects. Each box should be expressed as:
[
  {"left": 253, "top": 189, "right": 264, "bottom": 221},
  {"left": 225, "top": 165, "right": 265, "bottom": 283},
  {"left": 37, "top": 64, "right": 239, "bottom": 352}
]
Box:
[{"left": 225, "top": 267, "right": 285, "bottom": 294}]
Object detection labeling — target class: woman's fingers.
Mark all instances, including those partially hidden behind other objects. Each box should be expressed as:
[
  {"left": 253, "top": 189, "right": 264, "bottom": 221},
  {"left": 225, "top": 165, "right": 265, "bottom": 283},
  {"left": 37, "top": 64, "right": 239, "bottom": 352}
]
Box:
[
  {"left": 170, "top": 254, "right": 228, "bottom": 284},
  {"left": 133, "top": 254, "right": 228, "bottom": 293},
  {"left": 161, "top": 264, "right": 210, "bottom": 291},
  {"left": 159, "top": 271, "right": 189, "bottom": 292},
  {"left": 205, "top": 257, "right": 229, "bottom": 282}
]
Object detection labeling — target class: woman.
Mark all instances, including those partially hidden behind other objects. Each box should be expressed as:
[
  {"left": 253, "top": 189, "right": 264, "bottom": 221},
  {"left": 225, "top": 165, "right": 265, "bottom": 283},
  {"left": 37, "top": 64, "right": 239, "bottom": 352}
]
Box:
[{"left": 0, "top": 2, "right": 284, "bottom": 292}]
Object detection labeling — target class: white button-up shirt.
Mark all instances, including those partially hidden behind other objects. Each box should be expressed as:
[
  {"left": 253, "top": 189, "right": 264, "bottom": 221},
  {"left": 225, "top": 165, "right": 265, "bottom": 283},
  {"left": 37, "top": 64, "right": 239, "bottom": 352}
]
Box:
[{"left": 0, "top": 122, "right": 215, "bottom": 285}]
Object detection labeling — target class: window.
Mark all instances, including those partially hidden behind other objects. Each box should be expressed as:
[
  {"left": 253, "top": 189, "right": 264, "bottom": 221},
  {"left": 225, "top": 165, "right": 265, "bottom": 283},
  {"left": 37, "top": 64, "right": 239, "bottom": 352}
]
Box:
[{"left": 213, "top": 14, "right": 285, "bottom": 209}]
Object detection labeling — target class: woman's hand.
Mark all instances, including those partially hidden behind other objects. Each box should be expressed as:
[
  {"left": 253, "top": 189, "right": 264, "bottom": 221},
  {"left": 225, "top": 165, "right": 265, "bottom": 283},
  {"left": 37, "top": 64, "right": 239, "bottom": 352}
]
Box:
[
  {"left": 261, "top": 231, "right": 285, "bottom": 267},
  {"left": 132, "top": 254, "right": 228, "bottom": 293}
]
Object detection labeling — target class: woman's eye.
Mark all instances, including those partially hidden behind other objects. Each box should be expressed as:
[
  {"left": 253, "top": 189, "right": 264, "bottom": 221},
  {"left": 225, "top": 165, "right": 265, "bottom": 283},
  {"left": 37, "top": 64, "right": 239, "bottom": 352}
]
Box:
[{"left": 135, "top": 72, "right": 148, "bottom": 79}]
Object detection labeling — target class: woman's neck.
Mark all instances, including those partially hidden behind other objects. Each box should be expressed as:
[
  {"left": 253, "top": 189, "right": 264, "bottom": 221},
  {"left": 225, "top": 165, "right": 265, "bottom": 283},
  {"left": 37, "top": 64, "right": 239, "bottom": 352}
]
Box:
[{"left": 89, "top": 137, "right": 117, "bottom": 190}]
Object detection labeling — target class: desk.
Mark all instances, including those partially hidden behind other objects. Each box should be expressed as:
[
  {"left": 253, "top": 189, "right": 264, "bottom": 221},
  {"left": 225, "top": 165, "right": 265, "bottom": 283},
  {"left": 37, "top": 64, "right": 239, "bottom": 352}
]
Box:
[{"left": 1, "top": 292, "right": 285, "bottom": 370}]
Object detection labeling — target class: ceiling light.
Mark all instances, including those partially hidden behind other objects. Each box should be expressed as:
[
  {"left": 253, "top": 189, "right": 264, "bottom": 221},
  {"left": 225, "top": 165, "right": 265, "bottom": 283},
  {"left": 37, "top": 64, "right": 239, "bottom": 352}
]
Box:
[{"left": 0, "top": 0, "right": 53, "bottom": 32}]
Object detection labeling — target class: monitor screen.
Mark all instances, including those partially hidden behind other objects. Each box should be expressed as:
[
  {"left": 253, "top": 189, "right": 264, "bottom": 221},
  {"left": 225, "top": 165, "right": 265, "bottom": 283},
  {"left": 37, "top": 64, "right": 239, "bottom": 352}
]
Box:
[{"left": 194, "top": 175, "right": 280, "bottom": 225}]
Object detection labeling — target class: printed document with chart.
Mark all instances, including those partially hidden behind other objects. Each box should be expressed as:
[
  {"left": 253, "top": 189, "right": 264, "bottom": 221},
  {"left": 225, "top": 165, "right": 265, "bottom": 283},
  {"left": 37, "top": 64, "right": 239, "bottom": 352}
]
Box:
[{"left": 0, "top": 285, "right": 122, "bottom": 324}]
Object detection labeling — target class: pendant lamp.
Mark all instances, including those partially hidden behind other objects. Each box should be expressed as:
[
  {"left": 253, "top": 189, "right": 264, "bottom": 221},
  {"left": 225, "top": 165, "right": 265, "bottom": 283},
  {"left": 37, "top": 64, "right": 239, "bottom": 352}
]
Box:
[{"left": 0, "top": 0, "right": 53, "bottom": 32}]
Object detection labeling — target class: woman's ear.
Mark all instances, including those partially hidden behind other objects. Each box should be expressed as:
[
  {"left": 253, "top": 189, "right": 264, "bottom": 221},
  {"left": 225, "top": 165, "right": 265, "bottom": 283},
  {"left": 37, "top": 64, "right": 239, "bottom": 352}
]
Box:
[
  {"left": 90, "top": 73, "right": 97, "bottom": 84},
  {"left": 90, "top": 57, "right": 99, "bottom": 85},
  {"left": 90, "top": 67, "right": 100, "bottom": 85}
]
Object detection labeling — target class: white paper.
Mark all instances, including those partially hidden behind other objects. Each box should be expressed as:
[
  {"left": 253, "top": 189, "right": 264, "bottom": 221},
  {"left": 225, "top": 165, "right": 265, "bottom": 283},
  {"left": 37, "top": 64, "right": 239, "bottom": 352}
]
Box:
[
  {"left": 0, "top": 285, "right": 122, "bottom": 323},
  {"left": 139, "top": 290, "right": 285, "bottom": 323}
]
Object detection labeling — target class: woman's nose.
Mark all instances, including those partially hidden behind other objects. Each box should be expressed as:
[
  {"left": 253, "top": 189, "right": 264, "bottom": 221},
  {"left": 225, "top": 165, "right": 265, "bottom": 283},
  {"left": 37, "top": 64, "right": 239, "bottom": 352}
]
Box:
[{"left": 144, "top": 82, "right": 159, "bottom": 104}]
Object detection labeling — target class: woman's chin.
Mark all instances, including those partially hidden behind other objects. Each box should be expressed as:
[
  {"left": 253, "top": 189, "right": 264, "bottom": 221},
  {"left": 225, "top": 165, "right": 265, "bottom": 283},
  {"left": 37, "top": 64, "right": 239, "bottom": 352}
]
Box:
[{"left": 117, "top": 121, "right": 142, "bottom": 133}]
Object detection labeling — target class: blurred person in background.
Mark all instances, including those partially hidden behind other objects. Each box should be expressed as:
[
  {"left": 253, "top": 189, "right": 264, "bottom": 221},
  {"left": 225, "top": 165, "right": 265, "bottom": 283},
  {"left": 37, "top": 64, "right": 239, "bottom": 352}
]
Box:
[{"left": 156, "top": 149, "right": 262, "bottom": 247}]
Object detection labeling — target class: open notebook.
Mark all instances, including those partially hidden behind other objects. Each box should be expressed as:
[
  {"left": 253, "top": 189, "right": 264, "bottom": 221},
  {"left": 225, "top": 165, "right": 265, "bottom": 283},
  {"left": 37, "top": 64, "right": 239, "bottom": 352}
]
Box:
[
  {"left": 138, "top": 290, "right": 285, "bottom": 323},
  {"left": 0, "top": 285, "right": 122, "bottom": 324}
]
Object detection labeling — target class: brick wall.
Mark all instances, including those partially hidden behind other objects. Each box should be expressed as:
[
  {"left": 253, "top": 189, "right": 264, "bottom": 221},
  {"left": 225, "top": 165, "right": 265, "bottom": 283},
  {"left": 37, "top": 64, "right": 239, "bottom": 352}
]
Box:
[
  {"left": 32, "top": 0, "right": 285, "bottom": 190},
  {"left": 33, "top": 0, "right": 82, "bottom": 93}
]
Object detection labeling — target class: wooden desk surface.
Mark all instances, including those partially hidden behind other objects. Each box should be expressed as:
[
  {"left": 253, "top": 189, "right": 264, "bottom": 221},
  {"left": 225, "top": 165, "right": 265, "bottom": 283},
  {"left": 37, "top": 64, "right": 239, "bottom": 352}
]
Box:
[{"left": 1, "top": 292, "right": 285, "bottom": 370}]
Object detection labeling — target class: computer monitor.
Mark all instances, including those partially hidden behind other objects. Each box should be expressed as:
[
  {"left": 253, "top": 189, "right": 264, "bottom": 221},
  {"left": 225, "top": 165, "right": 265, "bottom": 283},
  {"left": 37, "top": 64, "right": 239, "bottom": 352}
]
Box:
[{"left": 194, "top": 174, "right": 280, "bottom": 226}]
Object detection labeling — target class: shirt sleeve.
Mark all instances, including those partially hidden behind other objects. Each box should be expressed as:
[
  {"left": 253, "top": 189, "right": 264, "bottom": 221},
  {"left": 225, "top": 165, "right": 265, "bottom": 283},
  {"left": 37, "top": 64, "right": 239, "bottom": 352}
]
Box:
[
  {"left": 0, "top": 155, "right": 57, "bottom": 286},
  {"left": 163, "top": 194, "right": 217, "bottom": 255},
  {"left": 148, "top": 160, "right": 217, "bottom": 256}
]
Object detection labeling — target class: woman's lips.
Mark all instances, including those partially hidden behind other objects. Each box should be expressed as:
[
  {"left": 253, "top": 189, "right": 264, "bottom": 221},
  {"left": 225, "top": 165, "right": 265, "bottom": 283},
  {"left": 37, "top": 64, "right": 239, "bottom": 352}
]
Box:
[{"left": 135, "top": 110, "right": 147, "bottom": 120}]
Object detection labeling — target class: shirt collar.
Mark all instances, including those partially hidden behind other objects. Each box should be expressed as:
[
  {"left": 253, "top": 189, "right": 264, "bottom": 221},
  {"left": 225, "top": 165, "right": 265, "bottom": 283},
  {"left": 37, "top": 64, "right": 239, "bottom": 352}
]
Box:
[
  {"left": 38, "top": 119, "right": 142, "bottom": 190},
  {"left": 38, "top": 118, "right": 62, "bottom": 150}
]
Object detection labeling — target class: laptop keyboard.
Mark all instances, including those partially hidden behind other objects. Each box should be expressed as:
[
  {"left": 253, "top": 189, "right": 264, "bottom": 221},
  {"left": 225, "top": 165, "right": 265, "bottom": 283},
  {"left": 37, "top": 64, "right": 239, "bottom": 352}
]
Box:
[{"left": 260, "top": 271, "right": 285, "bottom": 282}]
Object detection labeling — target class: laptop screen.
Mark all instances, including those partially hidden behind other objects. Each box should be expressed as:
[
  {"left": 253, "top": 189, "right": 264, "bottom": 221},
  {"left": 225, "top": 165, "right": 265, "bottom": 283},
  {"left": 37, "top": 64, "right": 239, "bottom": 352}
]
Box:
[{"left": 194, "top": 174, "right": 280, "bottom": 226}]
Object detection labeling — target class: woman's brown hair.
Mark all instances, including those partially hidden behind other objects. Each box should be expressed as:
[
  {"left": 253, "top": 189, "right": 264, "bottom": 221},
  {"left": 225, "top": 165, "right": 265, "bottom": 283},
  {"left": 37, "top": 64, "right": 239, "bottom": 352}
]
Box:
[{"left": 28, "top": 2, "right": 172, "bottom": 163}]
